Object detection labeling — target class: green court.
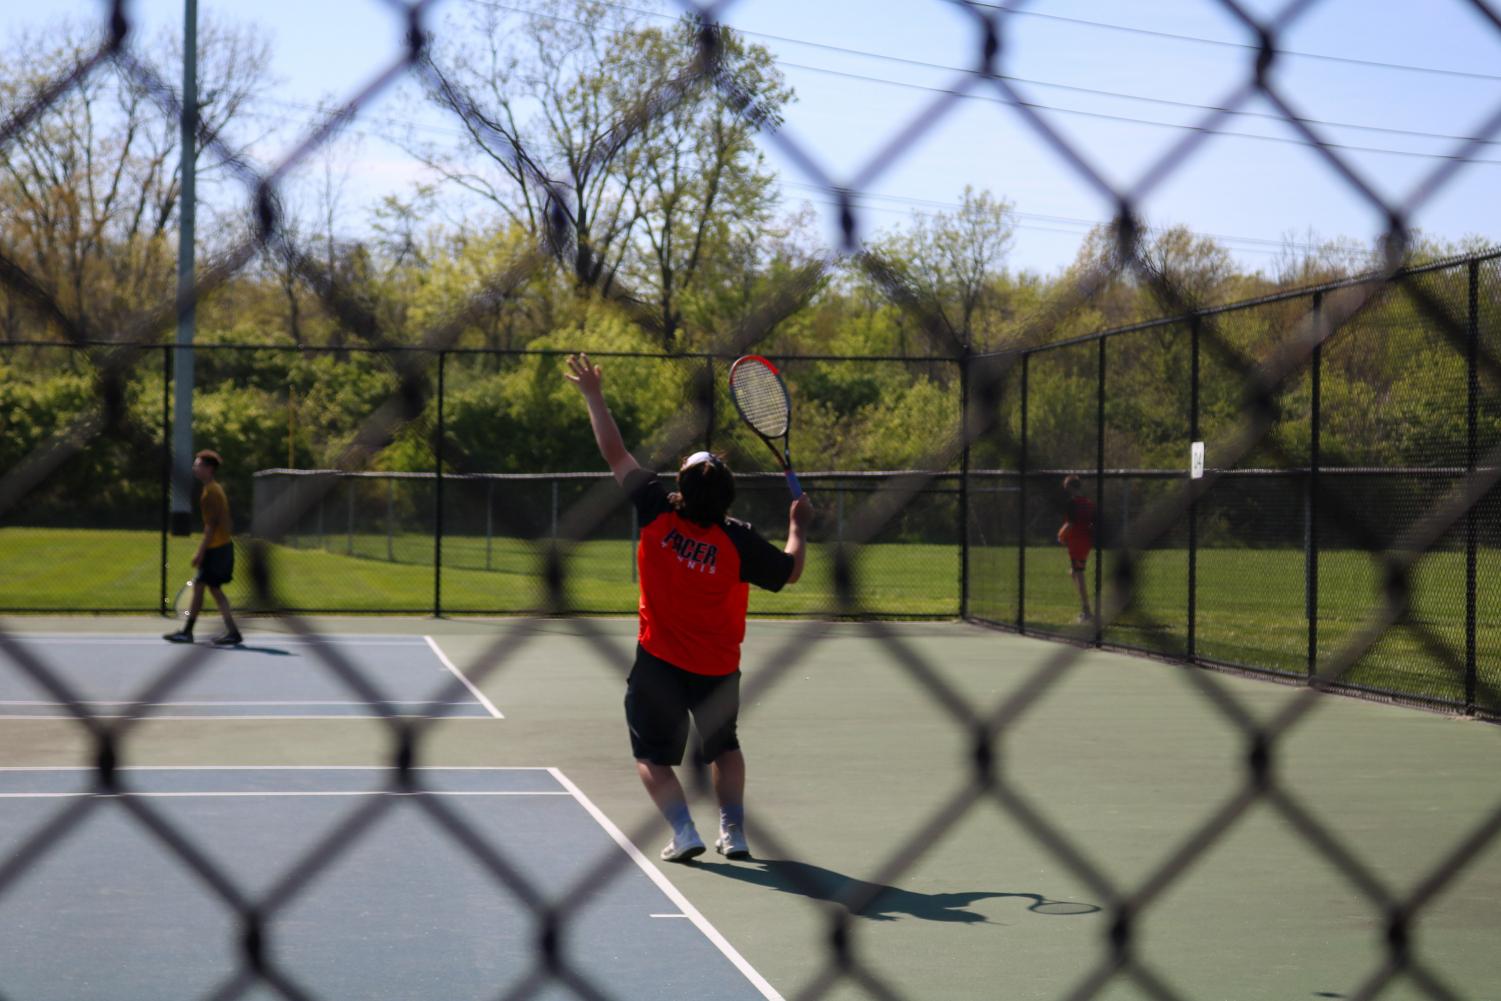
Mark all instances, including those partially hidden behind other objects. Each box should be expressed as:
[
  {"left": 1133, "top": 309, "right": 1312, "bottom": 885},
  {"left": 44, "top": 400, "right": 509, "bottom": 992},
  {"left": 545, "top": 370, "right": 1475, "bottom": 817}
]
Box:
[{"left": 1, "top": 615, "right": 1495, "bottom": 1000}]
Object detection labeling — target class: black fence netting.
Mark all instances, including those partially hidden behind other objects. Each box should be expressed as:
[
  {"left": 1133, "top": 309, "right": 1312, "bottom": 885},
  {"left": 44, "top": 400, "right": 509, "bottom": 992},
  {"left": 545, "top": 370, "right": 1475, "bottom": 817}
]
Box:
[{"left": 2, "top": 1, "right": 1501, "bottom": 1000}]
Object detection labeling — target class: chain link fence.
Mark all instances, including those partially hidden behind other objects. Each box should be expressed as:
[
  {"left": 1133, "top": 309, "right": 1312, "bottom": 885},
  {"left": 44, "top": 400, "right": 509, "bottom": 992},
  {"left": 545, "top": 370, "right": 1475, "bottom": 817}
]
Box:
[
  {"left": 2, "top": 1, "right": 1501, "bottom": 999},
  {"left": 965, "top": 251, "right": 1501, "bottom": 718}
]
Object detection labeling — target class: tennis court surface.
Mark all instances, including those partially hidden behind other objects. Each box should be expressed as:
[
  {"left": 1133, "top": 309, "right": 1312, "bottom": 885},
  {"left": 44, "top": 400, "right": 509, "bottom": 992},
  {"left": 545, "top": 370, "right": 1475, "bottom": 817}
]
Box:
[
  {"left": 0, "top": 633, "right": 499, "bottom": 719},
  {"left": 0, "top": 616, "right": 1495, "bottom": 1001}
]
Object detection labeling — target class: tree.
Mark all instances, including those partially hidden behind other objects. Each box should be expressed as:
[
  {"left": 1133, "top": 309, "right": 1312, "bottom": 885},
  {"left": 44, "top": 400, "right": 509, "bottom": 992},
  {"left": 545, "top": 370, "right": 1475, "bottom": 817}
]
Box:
[
  {"left": 858, "top": 186, "right": 1016, "bottom": 353},
  {"left": 415, "top": 1, "right": 790, "bottom": 348},
  {"left": 0, "top": 17, "right": 271, "bottom": 341}
]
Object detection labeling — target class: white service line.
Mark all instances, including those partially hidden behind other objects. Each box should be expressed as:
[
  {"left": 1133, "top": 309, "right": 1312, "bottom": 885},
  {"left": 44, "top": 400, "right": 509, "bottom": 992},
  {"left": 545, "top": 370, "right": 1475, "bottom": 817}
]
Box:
[
  {"left": 0, "top": 790, "right": 572, "bottom": 799},
  {"left": 548, "top": 768, "right": 784, "bottom": 1001},
  {"left": 0, "top": 714, "right": 497, "bottom": 721},
  {"left": 3, "top": 635, "right": 430, "bottom": 646},
  {"left": 424, "top": 635, "right": 504, "bottom": 719},
  {"left": 0, "top": 701, "right": 482, "bottom": 707}
]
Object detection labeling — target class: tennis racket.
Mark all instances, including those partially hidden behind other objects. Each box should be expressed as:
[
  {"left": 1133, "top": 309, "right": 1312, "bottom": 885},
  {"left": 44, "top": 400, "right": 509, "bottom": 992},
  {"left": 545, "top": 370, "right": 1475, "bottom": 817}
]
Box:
[
  {"left": 171, "top": 578, "right": 195, "bottom": 619},
  {"left": 728, "top": 354, "right": 802, "bottom": 499}
]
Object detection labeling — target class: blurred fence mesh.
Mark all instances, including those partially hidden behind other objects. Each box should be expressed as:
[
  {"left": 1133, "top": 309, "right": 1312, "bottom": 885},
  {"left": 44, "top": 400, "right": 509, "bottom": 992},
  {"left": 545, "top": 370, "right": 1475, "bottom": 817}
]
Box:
[{"left": 2, "top": 1, "right": 1500, "bottom": 999}]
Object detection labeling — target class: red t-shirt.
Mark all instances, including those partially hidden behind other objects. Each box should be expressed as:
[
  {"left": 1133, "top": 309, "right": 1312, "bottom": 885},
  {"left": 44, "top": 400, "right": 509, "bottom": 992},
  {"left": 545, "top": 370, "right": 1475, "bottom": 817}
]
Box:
[
  {"left": 1064, "top": 494, "right": 1096, "bottom": 539},
  {"left": 627, "top": 470, "right": 794, "bottom": 676}
]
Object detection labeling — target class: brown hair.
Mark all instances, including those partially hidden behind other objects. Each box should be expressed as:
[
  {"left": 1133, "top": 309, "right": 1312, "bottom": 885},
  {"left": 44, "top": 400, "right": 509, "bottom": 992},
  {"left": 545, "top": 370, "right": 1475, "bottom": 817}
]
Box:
[
  {"left": 1062, "top": 474, "right": 1082, "bottom": 494},
  {"left": 671, "top": 453, "right": 735, "bottom": 526}
]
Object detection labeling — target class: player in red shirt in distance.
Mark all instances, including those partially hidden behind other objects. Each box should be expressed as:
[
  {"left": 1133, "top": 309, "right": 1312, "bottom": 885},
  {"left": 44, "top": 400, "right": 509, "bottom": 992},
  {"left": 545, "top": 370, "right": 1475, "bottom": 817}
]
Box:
[
  {"left": 1057, "top": 474, "right": 1096, "bottom": 624},
  {"left": 566, "top": 353, "right": 813, "bottom": 863}
]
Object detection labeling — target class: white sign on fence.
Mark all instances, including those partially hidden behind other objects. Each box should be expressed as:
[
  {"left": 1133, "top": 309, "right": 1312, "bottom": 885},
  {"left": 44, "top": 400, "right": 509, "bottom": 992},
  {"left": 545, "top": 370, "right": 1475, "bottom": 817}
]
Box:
[{"left": 1190, "top": 441, "right": 1205, "bottom": 480}]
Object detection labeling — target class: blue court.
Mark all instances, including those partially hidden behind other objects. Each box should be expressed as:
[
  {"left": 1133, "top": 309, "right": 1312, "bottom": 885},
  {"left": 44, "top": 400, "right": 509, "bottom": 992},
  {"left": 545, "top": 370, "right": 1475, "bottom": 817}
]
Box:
[
  {"left": 0, "top": 767, "right": 778, "bottom": 1001},
  {"left": 0, "top": 634, "right": 500, "bottom": 719}
]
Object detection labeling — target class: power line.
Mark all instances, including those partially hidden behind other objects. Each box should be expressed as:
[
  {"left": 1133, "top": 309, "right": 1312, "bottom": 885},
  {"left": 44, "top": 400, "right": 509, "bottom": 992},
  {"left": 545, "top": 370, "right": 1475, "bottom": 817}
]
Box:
[
  {"left": 972, "top": 2, "right": 1501, "bottom": 84},
  {"left": 469, "top": 0, "right": 1501, "bottom": 162},
  {"left": 775, "top": 59, "right": 1501, "bottom": 166},
  {"left": 785, "top": 182, "right": 1324, "bottom": 254},
  {"left": 247, "top": 93, "right": 1332, "bottom": 256}
]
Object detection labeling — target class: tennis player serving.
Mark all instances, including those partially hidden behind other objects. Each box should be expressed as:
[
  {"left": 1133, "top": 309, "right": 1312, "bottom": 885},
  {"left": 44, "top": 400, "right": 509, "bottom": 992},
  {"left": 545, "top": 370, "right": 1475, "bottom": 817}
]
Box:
[{"left": 566, "top": 352, "right": 812, "bottom": 862}]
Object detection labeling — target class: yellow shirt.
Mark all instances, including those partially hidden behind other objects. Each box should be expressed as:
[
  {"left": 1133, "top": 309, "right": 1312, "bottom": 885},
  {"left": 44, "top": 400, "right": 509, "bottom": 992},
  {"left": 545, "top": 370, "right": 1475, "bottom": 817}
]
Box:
[{"left": 201, "top": 481, "right": 233, "bottom": 548}]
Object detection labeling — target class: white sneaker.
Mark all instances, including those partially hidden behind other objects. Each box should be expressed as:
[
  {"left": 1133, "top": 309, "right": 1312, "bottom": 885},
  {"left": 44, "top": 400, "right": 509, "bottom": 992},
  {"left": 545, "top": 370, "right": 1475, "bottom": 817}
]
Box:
[
  {"left": 660, "top": 830, "right": 705, "bottom": 863},
  {"left": 715, "top": 824, "right": 750, "bottom": 860}
]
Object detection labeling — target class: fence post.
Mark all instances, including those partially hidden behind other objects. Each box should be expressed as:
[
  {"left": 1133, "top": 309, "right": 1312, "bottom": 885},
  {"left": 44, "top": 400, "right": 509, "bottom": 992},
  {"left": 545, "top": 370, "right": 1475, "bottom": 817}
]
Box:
[
  {"left": 160, "top": 344, "right": 171, "bottom": 616},
  {"left": 1466, "top": 258, "right": 1479, "bottom": 712},
  {"left": 1307, "top": 293, "right": 1323, "bottom": 679},
  {"left": 1018, "top": 353, "right": 1029, "bottom": 633},
  {"left": 435, "top": 350, "right": 446, "bottom": 617},
  {"left": 704, "top": 355, "right": 716, "bottom": 452},
  {"left": 959, "top": 351, "right": 971, "bottom": 619},
  {"left": 386, "top": 477, "right": 395, "bottom": 562},
  {"left": 1095, "top": 337, "right": 1106, "bottom": 647},
  {"left": 1188, "top": 319, "right": 1200, "bottom": 661},
  {"left": 485, "top": 478, "right": 494, "bottom": 572}
]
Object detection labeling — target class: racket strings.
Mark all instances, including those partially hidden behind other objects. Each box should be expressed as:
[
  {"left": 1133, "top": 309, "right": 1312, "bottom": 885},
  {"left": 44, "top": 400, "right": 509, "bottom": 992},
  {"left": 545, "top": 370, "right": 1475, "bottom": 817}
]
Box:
[{"left": 730, "top": 366, "right": 790, "bottom": 437}]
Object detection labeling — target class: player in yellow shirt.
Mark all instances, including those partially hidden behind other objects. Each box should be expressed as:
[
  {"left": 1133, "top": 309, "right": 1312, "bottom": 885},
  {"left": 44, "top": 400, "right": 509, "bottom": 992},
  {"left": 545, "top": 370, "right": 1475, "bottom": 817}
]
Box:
[{"left": 164, "top": 449, "right": 243, "bottom": 646}]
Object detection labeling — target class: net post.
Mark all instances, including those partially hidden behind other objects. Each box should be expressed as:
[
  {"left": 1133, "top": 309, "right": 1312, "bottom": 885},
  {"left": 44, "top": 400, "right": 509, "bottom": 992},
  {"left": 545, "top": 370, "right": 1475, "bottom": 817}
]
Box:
[
  {"left": 485, "top": 478, "right": 494, "bottom": 572},
  {"left": 1188, "top": 319, "right": 1200, "bottom": 662},
  {"left": 346, "top": 478, "right": 354, "bottom": 555},
  {"left": 1095, "top": 336, "right": 1105, "bottom": 647},
  {"left": 1465, "top": 258, "right": 1479, "bottom": 713},
  {"left": 1307, "top": 293, "right": 1323, "bottom": 680},
  {"left": 434, "top": 350, "right": 446, "bottom": 618},
  {"left": 1018, "top": 352, "right": 1029, "bottom": 634}
]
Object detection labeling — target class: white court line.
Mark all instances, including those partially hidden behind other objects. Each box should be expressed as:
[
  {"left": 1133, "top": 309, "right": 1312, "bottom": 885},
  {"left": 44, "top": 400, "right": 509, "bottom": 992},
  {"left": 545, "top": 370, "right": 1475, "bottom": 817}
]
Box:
[
  {"left": 0, "top": 714, "right": 495, "bottom": 721},
  {"left": 0, "top": 766, "right": 556, "bottom": 771},
  {"left": 0, "top": 791, "right": 571, "bottom": 799},
  {"left": 425, "top": 635, "right": 504, "bottom": 719},
  {"left": 0, "top": 765, "right": 780, "bottom": 995},
  {"left": 548, "top": 768, "right": 784, "bottom": 1001},
  {"left": 0, "top": 701, "right": 482, "bottom": 707},
  {"left": 0, "top": 634, "right": 500, "bottom": 720},
  {"left": 3, "top": 635, "right": 430, "bottom": 646}
]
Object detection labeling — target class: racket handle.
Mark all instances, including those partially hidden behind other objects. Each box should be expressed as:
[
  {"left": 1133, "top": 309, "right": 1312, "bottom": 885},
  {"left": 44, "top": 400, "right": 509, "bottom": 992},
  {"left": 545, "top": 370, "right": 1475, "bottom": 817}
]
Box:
[{"left": 785, "top": 468, "right": 803, "bottom": 499}]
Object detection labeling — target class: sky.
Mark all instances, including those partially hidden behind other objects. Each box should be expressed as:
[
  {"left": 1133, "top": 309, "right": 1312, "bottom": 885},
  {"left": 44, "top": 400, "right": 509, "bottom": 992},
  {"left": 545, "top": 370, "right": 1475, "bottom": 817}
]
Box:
[{"left": 10, "top": 0, "right": 1501, "bottom": 277}]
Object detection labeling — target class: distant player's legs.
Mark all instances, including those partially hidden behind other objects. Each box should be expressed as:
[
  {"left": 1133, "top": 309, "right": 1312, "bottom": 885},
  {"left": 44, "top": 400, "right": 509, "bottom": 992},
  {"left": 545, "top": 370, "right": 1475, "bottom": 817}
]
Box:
[
  {"left": 165, "top": 581, "right": 206, "bottom": 641},
  {"left": 187, "top": 580, "right": 207, "bottom": 621},
  {"left": 206, "top": 585, "right": 242, "bottom": 644},
  {"left": 1070, "top": 563, "right": 1092, "bottom": 621}
]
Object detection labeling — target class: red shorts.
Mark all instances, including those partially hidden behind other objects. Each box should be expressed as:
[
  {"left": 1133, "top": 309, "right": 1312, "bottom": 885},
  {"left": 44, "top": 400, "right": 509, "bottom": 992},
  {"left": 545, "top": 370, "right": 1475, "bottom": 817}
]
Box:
[{"left": 1059, "top": 527, "right": 1092, "bottom": 571}]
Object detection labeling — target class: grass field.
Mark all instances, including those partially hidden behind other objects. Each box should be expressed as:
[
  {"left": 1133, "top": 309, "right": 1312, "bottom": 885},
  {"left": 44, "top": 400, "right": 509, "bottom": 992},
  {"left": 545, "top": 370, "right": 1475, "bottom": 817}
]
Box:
[{"left": 2, "top": 528, "right": 1496, "bottom": 709}]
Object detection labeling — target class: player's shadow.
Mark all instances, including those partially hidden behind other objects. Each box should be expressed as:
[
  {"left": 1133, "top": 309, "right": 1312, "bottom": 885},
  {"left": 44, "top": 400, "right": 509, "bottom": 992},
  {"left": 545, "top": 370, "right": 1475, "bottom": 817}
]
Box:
[
  {"left": 222, "top": 645, "right": 293, "bottom": 656},
  {"left": 696, "top": 858, "right": 1099, "bottom": 923}
]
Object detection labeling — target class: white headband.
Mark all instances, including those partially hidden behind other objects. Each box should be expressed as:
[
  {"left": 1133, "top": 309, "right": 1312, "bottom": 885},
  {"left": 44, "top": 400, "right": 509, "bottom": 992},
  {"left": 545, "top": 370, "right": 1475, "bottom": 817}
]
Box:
[{"left": 682, "top": 450, "right": 718, "bottom": 469}]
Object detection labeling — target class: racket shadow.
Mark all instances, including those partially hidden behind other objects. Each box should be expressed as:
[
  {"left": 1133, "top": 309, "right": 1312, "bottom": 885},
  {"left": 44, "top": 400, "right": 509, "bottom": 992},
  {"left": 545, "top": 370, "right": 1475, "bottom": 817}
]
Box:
[{"left": 693, "top": 858, "right": 1100, "bottom": 923}]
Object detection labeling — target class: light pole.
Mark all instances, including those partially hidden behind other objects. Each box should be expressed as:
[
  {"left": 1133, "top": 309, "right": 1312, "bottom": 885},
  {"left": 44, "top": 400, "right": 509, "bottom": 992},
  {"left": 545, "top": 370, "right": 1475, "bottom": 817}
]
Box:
[{"left": 170, "top": 0, "right": 198, "bottom": 536}]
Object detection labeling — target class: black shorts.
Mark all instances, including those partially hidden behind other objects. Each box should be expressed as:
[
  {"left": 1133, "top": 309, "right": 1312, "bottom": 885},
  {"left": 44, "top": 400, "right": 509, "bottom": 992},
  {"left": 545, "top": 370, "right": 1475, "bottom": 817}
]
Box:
[
  {"left": 196, "top": 543, "right": 234, "bottom": 587},
  {"left": 624, "top": 645, "right": 741, "bottom": 767}
]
